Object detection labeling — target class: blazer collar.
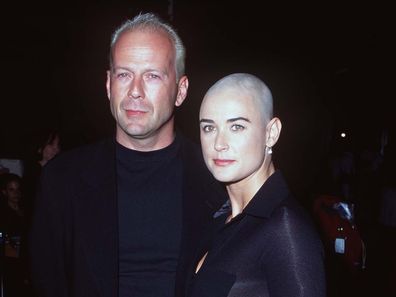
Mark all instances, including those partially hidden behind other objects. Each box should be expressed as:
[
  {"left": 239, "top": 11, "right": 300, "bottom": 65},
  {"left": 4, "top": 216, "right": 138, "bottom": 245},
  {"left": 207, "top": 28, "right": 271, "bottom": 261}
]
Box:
[
  {"left": 243, "top": 170, "right": 291, "bottom": 218},
  {"left": 79, "top": 137, "right": 116, "bottom": 188}
]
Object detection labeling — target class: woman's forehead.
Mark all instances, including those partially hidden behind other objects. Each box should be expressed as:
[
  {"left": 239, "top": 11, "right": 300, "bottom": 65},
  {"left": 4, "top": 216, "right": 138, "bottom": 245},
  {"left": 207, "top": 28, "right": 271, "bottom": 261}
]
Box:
[{"left": 202, "top": 88, "right": 262, "bottom": 117}]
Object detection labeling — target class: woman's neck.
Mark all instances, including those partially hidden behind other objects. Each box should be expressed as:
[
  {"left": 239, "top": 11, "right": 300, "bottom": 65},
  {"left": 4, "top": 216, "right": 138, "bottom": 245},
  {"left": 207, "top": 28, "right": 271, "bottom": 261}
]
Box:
[{"left": 226, "top": 162, "right": 275, "bottom": 220}]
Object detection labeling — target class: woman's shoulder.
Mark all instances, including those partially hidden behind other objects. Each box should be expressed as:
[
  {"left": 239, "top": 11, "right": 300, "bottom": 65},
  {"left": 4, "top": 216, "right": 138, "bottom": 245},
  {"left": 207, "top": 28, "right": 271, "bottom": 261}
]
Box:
[{"left": 272, "top": 196, "right": 315, "bottom": 225}]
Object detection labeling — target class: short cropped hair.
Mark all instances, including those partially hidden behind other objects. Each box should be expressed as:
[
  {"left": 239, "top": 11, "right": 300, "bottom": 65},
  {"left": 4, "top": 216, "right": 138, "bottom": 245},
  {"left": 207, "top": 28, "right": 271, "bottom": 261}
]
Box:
[{"left": 109, "top": 12, "right": 186, "bottom": 81}]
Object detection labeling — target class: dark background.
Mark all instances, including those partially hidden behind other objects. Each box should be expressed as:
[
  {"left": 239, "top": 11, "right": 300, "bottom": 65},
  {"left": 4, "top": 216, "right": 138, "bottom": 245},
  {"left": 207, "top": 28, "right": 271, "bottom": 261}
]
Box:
[
  {"left": 1, "top": 0, "right": 394, "bottom": 189},
  {"left": 1, "top": 2, "right": 395, "bottom": 296}
]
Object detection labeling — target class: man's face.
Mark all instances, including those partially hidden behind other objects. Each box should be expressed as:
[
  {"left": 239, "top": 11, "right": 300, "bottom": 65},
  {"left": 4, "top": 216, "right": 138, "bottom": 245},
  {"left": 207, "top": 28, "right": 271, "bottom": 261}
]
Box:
[
  {"left": 199, "top": 88, "right": 267, "bottom": 184},
  {"left": 106, "top": 29, "right": 187, "bottom": 149}
]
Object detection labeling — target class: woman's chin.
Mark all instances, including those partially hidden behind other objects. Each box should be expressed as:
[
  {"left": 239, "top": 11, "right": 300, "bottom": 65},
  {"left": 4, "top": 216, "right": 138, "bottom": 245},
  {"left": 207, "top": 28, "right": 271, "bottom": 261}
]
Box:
[{"left": 210, "top": 172, "right": 235, "bottom": 183}]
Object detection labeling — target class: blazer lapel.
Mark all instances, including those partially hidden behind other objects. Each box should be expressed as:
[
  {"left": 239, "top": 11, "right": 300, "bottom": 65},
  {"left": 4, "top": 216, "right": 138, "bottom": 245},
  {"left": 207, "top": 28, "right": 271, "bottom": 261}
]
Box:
[{"left": 74, "top": 139, "right": 118, "bottom": 297}]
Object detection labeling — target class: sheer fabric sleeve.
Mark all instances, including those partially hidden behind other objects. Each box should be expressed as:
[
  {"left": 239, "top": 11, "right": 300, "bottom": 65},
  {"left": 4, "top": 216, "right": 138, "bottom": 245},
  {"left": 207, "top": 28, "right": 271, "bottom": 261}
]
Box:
[{"left": 261, "top": 205, "right": 326, "bottom": 297}]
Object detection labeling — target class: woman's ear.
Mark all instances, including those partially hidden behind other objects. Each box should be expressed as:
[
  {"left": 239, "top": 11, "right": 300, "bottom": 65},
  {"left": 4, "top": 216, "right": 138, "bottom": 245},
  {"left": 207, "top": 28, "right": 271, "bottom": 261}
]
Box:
[{"left": 265, "top": 117, "right": 282, "bottom": 148}]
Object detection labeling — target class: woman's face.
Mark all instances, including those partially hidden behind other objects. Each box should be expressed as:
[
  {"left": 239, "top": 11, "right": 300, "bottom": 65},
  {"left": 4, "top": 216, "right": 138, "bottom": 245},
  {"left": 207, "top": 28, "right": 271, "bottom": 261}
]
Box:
[
  {"left": 4, "top": 180, "right": 21, "bottom": 204},
  {"left": 199, "top": 88, "right": 267, "bottom": 184}
]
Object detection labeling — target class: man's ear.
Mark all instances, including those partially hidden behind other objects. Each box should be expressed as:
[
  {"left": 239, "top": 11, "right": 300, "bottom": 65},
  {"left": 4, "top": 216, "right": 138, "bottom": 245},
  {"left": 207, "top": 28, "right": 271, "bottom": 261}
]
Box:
[
  {"left": 266, "top": 117, "right": 282, "bottom": 147},
  {"left": 106, "top": 70, "right": 111, "bottom": 100},
  {"left": 175, "top": 76, "right": 189, "bottom": 107}
]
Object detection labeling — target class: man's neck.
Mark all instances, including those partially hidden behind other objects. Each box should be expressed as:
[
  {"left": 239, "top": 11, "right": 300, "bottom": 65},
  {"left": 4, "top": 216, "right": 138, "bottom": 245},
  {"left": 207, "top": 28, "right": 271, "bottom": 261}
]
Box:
[{"left": 117, "top": 131, "right": 176, "bottom": 152}]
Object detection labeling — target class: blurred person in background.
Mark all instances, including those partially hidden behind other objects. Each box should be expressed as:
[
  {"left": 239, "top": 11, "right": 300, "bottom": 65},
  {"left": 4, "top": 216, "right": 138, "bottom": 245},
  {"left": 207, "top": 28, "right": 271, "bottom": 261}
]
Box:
[{"left": 0, "top": 173, "right": 30, "bottom": 296}]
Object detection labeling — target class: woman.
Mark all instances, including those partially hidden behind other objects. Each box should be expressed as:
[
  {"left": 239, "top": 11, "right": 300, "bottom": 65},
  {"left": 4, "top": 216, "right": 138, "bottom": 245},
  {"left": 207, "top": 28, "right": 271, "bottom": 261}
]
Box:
[
  {"left": 0, "top": 173, "right": 29, "bottom": 295},
  {"left": 0, "top": 173, "right": 25, "bottom": 235},
  {"left": 188, "top": 73, "right": 326, "bottom": 297},
  {"left": 23, "top": 129, "right": 61, "bottom": 222}
]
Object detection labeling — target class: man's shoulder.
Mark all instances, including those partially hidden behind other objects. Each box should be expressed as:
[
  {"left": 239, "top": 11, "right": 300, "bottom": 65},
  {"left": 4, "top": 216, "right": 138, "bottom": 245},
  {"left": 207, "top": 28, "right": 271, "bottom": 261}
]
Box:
[
  {"left": 179, "top": 135, "right": 212, "bottom": 176},
  {"left": 178, "top": 134, "right": 203, "bottom": 161},
  {"left": 178, "top": 133, "right": 199, "bottom": 149},
  {"left": 43, "top": 138, "right": 114, "bottom": 173}
]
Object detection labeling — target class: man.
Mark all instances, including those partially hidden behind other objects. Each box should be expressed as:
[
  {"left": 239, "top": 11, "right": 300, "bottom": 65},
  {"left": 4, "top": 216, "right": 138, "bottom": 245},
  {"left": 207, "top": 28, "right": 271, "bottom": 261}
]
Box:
[{"left": 29, "top": 13, "right": 225, "bottom": 297}]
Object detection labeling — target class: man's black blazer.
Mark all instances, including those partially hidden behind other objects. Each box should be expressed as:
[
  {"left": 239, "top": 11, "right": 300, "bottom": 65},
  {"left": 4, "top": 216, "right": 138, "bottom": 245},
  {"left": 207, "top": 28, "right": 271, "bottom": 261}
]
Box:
[{"left": 29, "top": 135, "right": 226, "bottom": 297}]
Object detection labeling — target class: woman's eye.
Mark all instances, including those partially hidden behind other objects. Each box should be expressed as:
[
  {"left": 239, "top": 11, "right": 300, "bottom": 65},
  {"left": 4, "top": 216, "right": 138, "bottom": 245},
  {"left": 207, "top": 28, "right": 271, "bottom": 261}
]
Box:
[
  {"left": 202, "top": 125, "right": 215, "bottom": 133},
  {"left": 231, "top": 124, "right": 244, "bottom": 131}
]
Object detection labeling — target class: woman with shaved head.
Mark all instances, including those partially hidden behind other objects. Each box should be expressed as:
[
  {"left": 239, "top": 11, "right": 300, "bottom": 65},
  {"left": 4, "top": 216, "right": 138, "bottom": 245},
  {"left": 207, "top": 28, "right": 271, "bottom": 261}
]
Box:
[{"left": 188, "top": 73, "right": 326, "bottom": 297}]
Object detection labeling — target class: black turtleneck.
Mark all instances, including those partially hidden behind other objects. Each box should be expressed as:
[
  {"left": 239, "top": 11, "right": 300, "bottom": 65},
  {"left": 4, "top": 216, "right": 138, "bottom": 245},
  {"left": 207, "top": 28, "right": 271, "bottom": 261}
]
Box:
[{"left": 116, "top": 135, "right": 183, "bottom": 297}]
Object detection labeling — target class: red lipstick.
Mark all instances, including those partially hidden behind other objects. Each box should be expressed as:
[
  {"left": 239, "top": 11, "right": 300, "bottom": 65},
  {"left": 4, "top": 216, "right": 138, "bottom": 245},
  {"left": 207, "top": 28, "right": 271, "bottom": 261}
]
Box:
[{"left": 213, "top": 159, "right": 235, "bottom": 166}]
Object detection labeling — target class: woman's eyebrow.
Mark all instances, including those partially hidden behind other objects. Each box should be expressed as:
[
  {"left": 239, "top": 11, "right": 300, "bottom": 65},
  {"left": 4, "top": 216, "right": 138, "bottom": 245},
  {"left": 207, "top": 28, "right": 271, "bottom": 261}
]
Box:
[
  {"left": 227, "top": 117, "right": 251, "bottom": 123},
  {"left": 199, "top": 119, "right": 214, "bottom": 123},
  {"left": 199, "top": 117, "right": 251, "bottom": 123}
]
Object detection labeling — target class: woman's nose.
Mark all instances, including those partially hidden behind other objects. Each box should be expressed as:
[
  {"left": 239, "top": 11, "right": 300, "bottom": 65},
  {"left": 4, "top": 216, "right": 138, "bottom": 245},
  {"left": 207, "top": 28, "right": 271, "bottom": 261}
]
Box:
[{"left": 214, "top": 133, "right": 229, "bottom": 151}]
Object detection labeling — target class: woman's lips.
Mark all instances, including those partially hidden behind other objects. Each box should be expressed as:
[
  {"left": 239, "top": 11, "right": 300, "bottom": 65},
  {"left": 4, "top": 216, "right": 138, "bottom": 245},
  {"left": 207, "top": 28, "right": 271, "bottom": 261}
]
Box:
[{"left": 213, "top": 159, "right": 235, "bottom": 166}]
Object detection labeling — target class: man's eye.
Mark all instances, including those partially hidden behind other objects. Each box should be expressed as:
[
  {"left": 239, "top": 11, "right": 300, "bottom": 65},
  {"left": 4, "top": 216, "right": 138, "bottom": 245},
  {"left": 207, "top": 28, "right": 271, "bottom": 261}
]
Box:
[
  {"left": 147, "top": 73, "right": 160, "bottom": 79},
  {"left": 117, "top": 73, "right": 129, "bottom": 78},
  {"left": 231, "top": 124, "right": 244, "bottom": 131}
]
